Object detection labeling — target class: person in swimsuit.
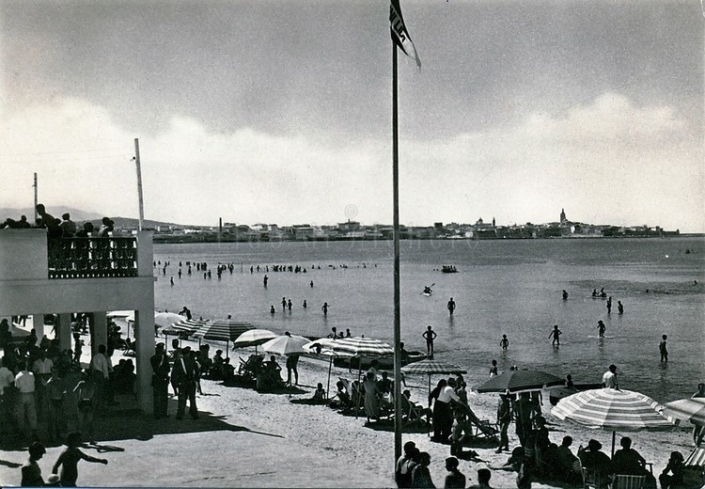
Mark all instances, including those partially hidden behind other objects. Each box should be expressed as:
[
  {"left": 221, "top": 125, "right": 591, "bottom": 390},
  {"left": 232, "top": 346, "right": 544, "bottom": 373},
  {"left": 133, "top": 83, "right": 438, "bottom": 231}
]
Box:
[{"left": 52, "top": 431, "right": 107, "bottom": 487}]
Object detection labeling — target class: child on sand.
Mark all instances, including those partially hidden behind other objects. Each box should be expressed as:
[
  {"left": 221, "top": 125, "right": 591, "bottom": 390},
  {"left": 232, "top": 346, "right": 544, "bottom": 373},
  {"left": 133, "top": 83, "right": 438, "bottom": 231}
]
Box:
[{"left": 52, "top": 432, "right": 107, "bottom": 487}]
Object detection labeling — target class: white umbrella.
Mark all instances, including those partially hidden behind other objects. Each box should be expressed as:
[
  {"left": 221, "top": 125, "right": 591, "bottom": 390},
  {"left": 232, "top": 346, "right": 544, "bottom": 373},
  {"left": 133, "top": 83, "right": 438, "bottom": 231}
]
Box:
[
  {"left": 552, "top": 388, "right": 675, "bottom": 456},
  {"left": 234, "top": 329, "right": 278, "bottom": 353},
  {"left": 261, "top": 334, "right": 310, "bottom": 356},
  {"left": 662, "top": 398, "right": 705, "bottom": 426},
  {"left": 154, "top": 312, "right": 184, "bottom": 329}
]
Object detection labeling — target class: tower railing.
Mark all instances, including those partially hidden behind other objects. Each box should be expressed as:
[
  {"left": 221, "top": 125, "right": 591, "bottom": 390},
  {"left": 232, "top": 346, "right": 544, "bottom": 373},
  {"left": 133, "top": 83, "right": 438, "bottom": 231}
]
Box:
[{"left": 47, "top": 236, "right": 138, "bottom": 279}]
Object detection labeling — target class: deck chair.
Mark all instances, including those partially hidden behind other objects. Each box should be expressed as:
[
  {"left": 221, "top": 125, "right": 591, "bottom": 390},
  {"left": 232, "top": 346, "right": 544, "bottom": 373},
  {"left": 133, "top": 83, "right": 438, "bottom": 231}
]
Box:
[
  {"left": 581, "top": 467, "right": 610, "bottom": 489},
  {"left": 612, "top": 474, "right": 646, "bottom": 489},
  {"left": 399, "top": 394, "right": 427, "bottom": 427},
  {"left": 122, "top": 337, "right": 136, "bottom": 356}
]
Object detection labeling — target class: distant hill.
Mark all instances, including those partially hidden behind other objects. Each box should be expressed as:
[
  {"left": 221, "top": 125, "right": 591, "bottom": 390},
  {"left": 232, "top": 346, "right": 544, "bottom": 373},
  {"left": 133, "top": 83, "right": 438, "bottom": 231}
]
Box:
[{"left": 0, "top": 207, "right": 183, "bottom": 230}]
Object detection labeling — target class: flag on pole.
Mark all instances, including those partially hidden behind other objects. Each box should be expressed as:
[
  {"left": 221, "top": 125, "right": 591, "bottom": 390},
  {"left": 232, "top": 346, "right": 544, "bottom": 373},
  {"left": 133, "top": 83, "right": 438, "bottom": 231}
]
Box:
[{"left": 390, "top": 0, "right": 421, "bottom": 68}]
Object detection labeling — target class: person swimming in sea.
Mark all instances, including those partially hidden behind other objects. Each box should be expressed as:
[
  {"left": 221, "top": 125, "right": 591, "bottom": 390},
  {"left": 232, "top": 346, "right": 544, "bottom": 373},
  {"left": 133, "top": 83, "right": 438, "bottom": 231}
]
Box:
[
  {"left": 562, "top": 290, "right": 568, "bottom": 300},
  {"left": 597, "top": 320, "right": 606, "bottom": 338},
  {"left": 500, "top": 334, "right": 509, "bottom": 350},
  {"left": 423, "top": 285, "right": 433, "bottom": 295},
  {"left": 549, "top": 325, "right": 562, "bottom": 346}
]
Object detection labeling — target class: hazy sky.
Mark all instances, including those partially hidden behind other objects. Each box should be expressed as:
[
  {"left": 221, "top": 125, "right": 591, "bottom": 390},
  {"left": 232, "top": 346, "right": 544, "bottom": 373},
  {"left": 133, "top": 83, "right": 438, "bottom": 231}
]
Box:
[{"left": 1, "top": 0, "right": 703, "bottom": 231}]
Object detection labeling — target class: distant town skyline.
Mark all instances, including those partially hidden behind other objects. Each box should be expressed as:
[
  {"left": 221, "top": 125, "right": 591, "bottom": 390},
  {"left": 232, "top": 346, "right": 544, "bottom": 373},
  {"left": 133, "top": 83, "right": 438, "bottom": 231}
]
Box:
[{"left": 2, "top": 1, "right": 703, "bottom": 232}]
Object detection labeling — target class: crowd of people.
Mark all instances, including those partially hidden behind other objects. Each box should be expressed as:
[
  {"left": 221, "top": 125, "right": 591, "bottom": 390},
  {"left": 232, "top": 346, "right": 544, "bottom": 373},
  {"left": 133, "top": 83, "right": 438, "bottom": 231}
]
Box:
[{"left": 0, "top": 315, "right": 133, "bottom": 449}]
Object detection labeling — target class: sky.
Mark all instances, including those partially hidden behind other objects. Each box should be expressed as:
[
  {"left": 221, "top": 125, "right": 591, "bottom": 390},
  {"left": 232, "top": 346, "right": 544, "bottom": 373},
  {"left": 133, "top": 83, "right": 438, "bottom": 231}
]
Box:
[{"left": 1, "top": 0, "right": 703, "bottom": 231}]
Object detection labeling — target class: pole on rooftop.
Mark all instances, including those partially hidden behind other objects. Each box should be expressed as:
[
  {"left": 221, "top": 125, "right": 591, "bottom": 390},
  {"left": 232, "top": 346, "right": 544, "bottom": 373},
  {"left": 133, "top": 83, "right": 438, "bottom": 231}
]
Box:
[
  {"left": 391, "top": 40, "right": 403, "bottom": 464},
  {"left": 33, "top": 173, "right": 38, "bottom": 222},
  {"left": 134, "top": 138, "right": 145, "bottom": 231}
]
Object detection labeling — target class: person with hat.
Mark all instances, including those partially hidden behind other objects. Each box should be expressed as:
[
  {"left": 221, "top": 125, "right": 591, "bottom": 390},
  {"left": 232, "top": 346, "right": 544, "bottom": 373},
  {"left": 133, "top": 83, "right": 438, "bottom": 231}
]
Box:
[
  {"left": 578, "top": 439, "right": 613, "bottom": 489},
  {"left": 171, "top": 346, "right": 199, "bottom": 420},
  {"left": 444, "top": 456, "right": 466, "bottom": 488},
  {"left": 21, "top": 442, "right": 46, "bottom": 487},
  {"left": 150, "top": 343, "right": 171, "bottom": 419}
]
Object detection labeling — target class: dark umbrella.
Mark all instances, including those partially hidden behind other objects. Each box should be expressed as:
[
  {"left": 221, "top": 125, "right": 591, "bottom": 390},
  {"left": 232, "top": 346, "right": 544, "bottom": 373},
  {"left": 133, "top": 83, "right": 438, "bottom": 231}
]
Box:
[{"left": 193, "top": 319, "right": 255, "bottom": 355}]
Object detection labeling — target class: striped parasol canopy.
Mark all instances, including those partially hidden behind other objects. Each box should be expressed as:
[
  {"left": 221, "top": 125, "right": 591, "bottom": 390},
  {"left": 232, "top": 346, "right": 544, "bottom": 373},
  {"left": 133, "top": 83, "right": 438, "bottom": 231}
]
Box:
[
  {"left": 328, "top": 336, "right": 394, "bottom": 358},
  {"left": 402, "top": 359, "right": 466, "bottom": 376},
  {"left": 662, "top": 397, "right": 705, "bottom": 426},
  {"left": 552, "top": 388, "right": 675, "bottom": 456},
  {"left": 193, "top": 319, "right": 255, "bottom": 350},
  {"left": 172, "top": 318, "right": 208, "bottom": 335},
  {"left": 233, "top": 329, "right": 278, "bottom": 349},
  {"left": 474, "top": 369, "right": 565, "bottom": 394},
  {"left": 402, "top": 359, "right": 467, "bottom": 396}
]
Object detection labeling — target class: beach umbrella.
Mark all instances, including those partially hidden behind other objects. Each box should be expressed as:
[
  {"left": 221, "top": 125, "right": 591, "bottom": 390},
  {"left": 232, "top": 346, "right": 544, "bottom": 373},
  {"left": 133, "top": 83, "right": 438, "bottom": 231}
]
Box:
[
  {"left": 303, "top": 338, "right": 355, "bottom": 397},
  {"left": 261, "top": 334, "right": 310, "bottom": 356},
  {"left": 474, "top": 369, "right": 565, "bottom": 394},
  {"left": 328, "top": 337, "right": 394, "bottom": 418},
  {"left": 154, "top": 312, "right": 185, "bottom": 329},
  {"left": 328, "top": 336, "right": 394, "bottom": 358},
  {"left": 234, "top": 328, "right": 278, "bottom": 353},
  {"left": 662, "top": 398, "right": 705, "bottom": 426},
  {"left": 552, "top": 388, "right": 675, "bottom": 457},
  {"left": 402, "top": 359, "right": 467, "bottom": 397},
  {"left": 193, "top": 319, "right": 255, "bottom": 353},
  {"left": 172, "top": 318, "right": 208, "bottom": 335},
  {"left": 685, "top": 447, "right": 705, "bottom": 467}
]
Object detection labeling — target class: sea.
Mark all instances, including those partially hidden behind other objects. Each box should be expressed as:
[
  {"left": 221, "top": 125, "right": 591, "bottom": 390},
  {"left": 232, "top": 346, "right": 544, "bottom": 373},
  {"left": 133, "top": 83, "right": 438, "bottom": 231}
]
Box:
[{"left": 152, "top": 237, "right": 705, "bottom": 404}]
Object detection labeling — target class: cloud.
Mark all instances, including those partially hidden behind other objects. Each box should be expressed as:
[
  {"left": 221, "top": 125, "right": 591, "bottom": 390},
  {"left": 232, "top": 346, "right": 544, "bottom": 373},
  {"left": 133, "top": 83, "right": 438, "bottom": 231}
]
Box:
[{"left": 1, "top": 93, "right": 702, "bottom": 232}]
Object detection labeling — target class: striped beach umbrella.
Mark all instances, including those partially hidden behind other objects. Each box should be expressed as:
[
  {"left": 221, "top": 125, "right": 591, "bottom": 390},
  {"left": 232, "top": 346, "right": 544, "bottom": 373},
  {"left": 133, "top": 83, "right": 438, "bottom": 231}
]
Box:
[
  {"left": 193, "top": 319, "right": 255, "bottom": 352},
  {"left": 402, "top": 359, "right": 467, "bottom": 396},
  {"left": 662, "top": 397, "right": 705, "bottom": 426},
  {"left": 172, "top": 318, "right": 208, "bottom": 335},
  {"left": 303, "top": 339, "right": 355, "bottom": 397},
  {"left": 329, "top": 337, "right": 394, "bottom": 358},
  {"left": 685, "top": 447, "right": 705, "bottom": 467},
  {"left": 552, "top": 388, "right": 675, "bottom": 456},
  {"left": 474, "top": 369, "right": 565, "bottom": 394}
]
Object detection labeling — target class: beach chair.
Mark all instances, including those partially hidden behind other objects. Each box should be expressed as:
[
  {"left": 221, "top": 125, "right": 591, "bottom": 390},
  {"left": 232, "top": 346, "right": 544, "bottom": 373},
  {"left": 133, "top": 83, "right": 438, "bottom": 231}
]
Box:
[
  {"left": 399, "top": 395, "right": 427, "bottom": 427},
  {"left": 123, "top": 337, "right": 136, "bottom": 356},
  {"left": 612, "top": 474, "right": 646, "bottom": 489},
  {"left": 581, "top": 467, "right": 610, "bottom": 489}
]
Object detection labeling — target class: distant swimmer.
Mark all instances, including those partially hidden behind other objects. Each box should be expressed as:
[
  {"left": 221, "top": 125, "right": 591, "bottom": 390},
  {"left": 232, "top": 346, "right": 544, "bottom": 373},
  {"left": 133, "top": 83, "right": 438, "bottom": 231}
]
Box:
[
  {"left": 617, "top": 301, "right": 623, "bottom": 315},
  {"left": 597, "top": 320, "right": 606, "bottom": 338},
  {"left": 600, "top": 288, "right": 607, "bottom": 298},
  {"left": 287, "top": 299, "right": 292, "bottom": 311},
  {"left": 422, "top": 325, "right": 437, "bottom": 357},
  {"left": 310, "top": 280, "right": 314, "bottom": 288},
  {"left": 500, "top": 334, "right": 509, "bottom": 350},
  {"left": 263, "top": 275, "right": 268, "bottom": 287},
  {"left": 281, "top": 297, "right": 286, "bottom": 311},
  {"left": 592, "top": 288, "right": 597, "bottom": 298},
  {"left": 346, "top": 328, "right": 351, "bottom": 338},
  {"left": 423, "top": 285, "right": 433, "bottom": 295},
  {"left": 607, "top": 297, "right": 612, "bottom": 314},
  {"left": 549, "top": 325, "right": 563, "bottom": 346},
  {"left": 170, "top": 277, "right": 174, "bottom": 286},
  {"left": 303, "top": 300, "right": 307, "bottom": 309},
  {"left": 322, "top": 302, "right": 329, "bottom": 316},
  {"left": 562, "top": 290, "right": 569, "bottom": 301},
  {"left": 270, "top": 305, "right": 275, "bottom": 315},
  {"left": 660, "top": 335, "right": 668, "bottom": 363},
  {"left": 447, "top": 297, "right": 456, "bottom": 315}
]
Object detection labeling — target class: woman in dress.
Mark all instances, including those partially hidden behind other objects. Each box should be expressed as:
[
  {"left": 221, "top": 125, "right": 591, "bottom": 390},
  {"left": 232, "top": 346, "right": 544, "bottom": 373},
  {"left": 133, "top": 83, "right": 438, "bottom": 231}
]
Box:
[{"left": 363, "top": 371, "right": 379, "bottom": 423}]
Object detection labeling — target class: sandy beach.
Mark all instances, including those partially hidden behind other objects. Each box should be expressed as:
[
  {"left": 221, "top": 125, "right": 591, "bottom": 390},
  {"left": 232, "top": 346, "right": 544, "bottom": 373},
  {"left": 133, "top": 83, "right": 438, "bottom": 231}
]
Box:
[{"left": 0, "top": 333, "right": 697, "bottom": 488}]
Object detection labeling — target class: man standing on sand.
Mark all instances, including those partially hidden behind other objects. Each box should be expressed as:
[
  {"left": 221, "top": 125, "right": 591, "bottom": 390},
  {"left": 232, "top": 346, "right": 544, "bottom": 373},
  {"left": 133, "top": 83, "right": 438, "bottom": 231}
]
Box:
[
  {"left": 659, "top": 335, "right": 668, "bottom": 363},
  {"left": 602, "top": 364, "right": 618, "bottom": 389},
  {"left": 447, "top": 297, "right": 456, "bottom": 316},
  {"left": 150, "top": 343, "right": 170, "bottom": 419}
]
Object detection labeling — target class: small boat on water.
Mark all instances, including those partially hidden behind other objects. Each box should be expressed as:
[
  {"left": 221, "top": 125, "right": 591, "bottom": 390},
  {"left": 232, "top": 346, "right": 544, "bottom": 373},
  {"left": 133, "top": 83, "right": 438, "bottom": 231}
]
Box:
[
  {"left": 549, "top": 382, "right": 604, "bottom": 406},
  {"left": 441, "top": 265, "right": 458, "bottom": 273}
]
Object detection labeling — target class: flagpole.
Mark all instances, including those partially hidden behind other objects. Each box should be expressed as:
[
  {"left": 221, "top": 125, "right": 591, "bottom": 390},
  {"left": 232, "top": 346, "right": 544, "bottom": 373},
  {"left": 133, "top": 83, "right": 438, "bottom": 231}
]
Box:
[{"left": 392, "top": 39, "right": 403, "bottom": 464}]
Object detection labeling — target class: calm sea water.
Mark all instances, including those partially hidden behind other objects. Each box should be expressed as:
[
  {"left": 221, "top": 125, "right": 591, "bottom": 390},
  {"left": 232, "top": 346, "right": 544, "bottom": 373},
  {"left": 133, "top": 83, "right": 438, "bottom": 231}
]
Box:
[{"left": 153, "top": 237, "right": 705, "bottom": 403}]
